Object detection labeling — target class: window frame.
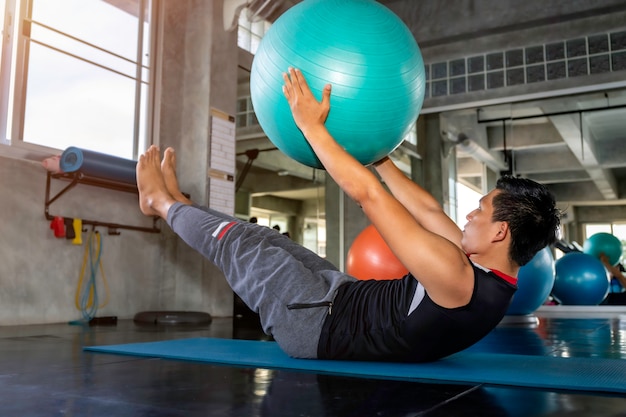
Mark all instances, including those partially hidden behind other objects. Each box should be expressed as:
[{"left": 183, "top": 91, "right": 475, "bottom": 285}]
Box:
[{"left": 0, "top": 0, "right": 157, "bottom": 161}]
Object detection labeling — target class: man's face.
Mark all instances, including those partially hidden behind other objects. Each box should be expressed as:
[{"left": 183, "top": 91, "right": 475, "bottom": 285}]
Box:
[{"left": 461, "top": 189, "right": 503, "bottom": 255}]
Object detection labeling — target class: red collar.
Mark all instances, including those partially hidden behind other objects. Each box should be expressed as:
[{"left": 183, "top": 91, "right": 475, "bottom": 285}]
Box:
[{"left": 489, "top": 268, "right": 517, "bottom": 285}]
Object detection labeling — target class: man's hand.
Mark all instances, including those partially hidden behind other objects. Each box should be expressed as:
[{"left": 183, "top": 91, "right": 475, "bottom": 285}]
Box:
[{"left": 282, "top": 67, "right": 331, "bottom": 137}]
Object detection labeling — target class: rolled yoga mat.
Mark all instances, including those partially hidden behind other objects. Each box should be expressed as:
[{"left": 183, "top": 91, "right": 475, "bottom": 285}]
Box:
[{"left": 59, "top": 147, "right": 137, "bottom": 185}]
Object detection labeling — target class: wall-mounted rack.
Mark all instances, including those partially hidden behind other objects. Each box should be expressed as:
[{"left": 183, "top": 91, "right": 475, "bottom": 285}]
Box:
[{"left": 45, "top": 171, "right": 160, "bottom": 235}]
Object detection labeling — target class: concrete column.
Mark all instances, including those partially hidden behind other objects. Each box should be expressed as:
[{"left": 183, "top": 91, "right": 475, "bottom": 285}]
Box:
[
  {"left": 416, "top": 113, "right": 450, "bottom": 210},
  {"left": 324, "top": 175, "right": 369, "bottom": 272},
  {"left": 154, "top": 0, "right": 238, "bottom": 317}
]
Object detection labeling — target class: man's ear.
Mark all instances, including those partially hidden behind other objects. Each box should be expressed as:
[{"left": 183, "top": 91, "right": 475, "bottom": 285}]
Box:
[{"left": 492, "top": 221, "right": 509, "bottom": 243}]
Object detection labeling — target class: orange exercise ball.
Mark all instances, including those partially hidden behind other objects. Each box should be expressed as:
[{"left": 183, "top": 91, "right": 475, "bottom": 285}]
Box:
[{"left": 346, "top": 225, "right": 408, "bottom": 280}]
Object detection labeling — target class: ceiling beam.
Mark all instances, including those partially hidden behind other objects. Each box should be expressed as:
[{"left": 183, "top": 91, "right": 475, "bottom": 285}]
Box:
[{"left": 548, "top": 112, "right": 618, "bottom": 200}]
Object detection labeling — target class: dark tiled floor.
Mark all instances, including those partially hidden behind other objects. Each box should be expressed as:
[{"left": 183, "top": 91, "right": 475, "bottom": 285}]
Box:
[{"left": 1, "top": 311, "right": 626, "bottom": 417}]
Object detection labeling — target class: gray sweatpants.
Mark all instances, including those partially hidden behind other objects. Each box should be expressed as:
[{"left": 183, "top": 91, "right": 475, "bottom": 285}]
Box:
[{"left": 167, "top": 202, "right": 356, "bottom": 358}]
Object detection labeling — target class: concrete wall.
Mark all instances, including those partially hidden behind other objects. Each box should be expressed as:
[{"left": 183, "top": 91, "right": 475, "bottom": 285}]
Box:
[
  {"left": 2, "top": 0, "right": 625, "bottom": 325},
  {"left": 0, "top": 156, "right": 163, "bottom": 325},
  {"left": 0, "top": 0, "right": 238, "bottom": 325}
]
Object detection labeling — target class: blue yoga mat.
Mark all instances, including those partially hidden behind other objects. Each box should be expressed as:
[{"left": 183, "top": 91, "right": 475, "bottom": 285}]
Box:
[{"left": 85, "top": 337, "right": 626, "bottom": 394}]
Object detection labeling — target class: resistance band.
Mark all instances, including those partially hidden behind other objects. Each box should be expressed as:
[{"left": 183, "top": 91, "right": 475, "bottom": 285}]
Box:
[{"left": 74, "top": 230, "right": 109, "bottom": 321}]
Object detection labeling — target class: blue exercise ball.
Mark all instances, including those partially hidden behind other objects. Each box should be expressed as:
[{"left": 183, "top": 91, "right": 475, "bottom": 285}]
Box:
[
  {"left": 250, "top": 0, "right": 425, "bottom": 169},
  {"left": 583, "top": 232, "right": 623, "bottom": 266},
  {"left": 552, "top": 252, "right": 610, "bottom": 305},
  {"left": 507, "top": 246, "right": 555, "bottom": 315}
]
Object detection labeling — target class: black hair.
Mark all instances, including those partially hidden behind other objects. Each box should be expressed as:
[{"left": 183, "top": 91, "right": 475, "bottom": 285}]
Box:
[{"left": 492, "top": 176, "right": 561, "bottom": 266}]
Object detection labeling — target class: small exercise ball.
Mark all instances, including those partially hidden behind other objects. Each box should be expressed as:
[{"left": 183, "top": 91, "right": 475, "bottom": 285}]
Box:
[
  {"left": 250, "top": 0, "right": 425, "bottom": 169},
  {"left": 346, "top": 225, "right": 408, "bottom": 280},
  {"left": 552, "top": 252, "right": 610, "bottom": 305},
  {"left": 583, "top": 232, "right": 623, "bottom": 266},
  {"left": 507, "top": 246, "right": 555, "bottom": 315}
]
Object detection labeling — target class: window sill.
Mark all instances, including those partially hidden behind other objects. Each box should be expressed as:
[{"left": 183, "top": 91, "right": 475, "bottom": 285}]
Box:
[{"left": 0, "top": 141, "right": 62, "bottom": 163}]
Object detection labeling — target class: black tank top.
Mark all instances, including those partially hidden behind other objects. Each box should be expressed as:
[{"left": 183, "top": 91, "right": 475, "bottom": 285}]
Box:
[{"left": 317, "top": 263, "right": 517, "bottom": 362}]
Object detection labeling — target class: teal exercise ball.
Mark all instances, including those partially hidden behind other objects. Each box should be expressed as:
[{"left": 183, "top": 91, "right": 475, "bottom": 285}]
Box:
[
  {"left": 506, "top": 246, "right": 555, "bottom": 315},
  {"left": 552, "top": 252, "right": 610, "bottom": 305},
  {"left": 250, "top": 0, "right": 425, "bottom": 169},
  {"left": 583, "top": 232, "right": 623, "bottom": 266}
]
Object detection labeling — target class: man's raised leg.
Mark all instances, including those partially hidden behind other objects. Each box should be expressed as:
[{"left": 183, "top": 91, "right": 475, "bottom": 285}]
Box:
[
  {"left": 161, "top": 147, "right": 193, "bottom": 205},
  {"left": 136, "top": 145, "right": 179, "bottom": 219}
]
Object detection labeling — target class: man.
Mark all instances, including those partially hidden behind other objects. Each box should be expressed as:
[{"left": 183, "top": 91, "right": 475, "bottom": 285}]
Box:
[
  {"left": 136, "top": 68, "right": 560, "bottom": 362},
  {"left": 599, "top": 254, "right": 626, "bottom": 305}
]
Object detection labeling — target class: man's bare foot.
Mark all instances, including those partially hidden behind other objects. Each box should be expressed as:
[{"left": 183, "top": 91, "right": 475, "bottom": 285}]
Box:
[
  {"left": 137, "top": 145, "right": 177, "bottom": 219},
  {"left": 161, "top": 147, "right": 192, "bottom": 205}
]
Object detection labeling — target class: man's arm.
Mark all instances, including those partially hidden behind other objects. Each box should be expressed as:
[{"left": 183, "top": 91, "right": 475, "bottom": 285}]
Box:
[
  {"left": 282, "top": 68, "right": 474, "bottom": 308},
  {"left": 374, "top": 157, "right": 463, "bottom": 250},
  {"left": 600, "top": 254, "right": 626, "bottom": 288}
]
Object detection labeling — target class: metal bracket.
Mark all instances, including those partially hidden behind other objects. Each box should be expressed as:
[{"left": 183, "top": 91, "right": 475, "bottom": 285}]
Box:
[{"left": 44, "top": 172, "right": 160, "bottom": 235}]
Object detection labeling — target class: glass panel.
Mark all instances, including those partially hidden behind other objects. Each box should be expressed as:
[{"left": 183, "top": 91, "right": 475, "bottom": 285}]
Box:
[
  {"left": 238, "top": 10, "right": 250, "bottom": 31},
  {"left": 546, "top": 42, "right": 564, "bottom": 61},
  {"left": 137, "top": 81, "right": 148, "bottom": 154},
  {"left": 431, "top": 62, "right": 447, "bottom": 79},
  {"left": 610, "top": 30, "right": 626, "bottom": 51},
  {"left": 526, "top": 64, "right": 545, "bottom": 83},
  {"left": 0, "top": 0, "right": 6, "bottom": 77},
  {"left": 486, "top": 52, "right": 503, "bottom": 70},
  {"left": 455, "top": 182, "right": 481, "bottom": 229},
  {"left": 237, "top": 98, "right": 247, "bottom": 112},
  {"left": 468, "top": 74, "right": 484, "bottom": 91},
  {"left": 505, "top": 49, "right": 523, "bottom": 67},
  {"left": 567, "top": 57, "right": 588, "bottom": 77},
  {"left": 584, "top": 224, "right": 612, "bottom": 240},
  {"left": 30, "top": 23, "right": 136, "bottom": 77},
  {"left": 32, "top": 0, "right": 139, "bottom": 62},
  {"left": 449, "top": 59, "right": 465, "bottom": 77},
  {"left": 566, "top": 38, "right": 587, "bottom": 58},
  {"left": 525, "top": 46, "right": 544, "bottom": 65},
  {"left": 588, "top": 34, "right": 609, "bottom": 54},
  {"left": 251, "top": 20, "right": 264, "bottom": 36},
  {"left": 23, "top": 43, "right": 136, "bottom": 157},
  {"left": 547, "top": 61, "right": 566, "bottom": 80},
  {"left": 1, "top": 0, "right": 21, "bottom": 144},
  {"left": 19, "top": 0, "right": 148, "bottom": 157},
  {"left": 431, "top": 80, "right": 447, "bottom": 97},
  {"left": 250, "top": 34, "right": 261, "bottom": 54},
  {"left": 486, "top": 70, "right": 504, "bottom": 89},
  {"left": 467, "top": 56, "right": 484, "bottom": 73},
  {"left": 247, "top": 112, "right": 258, "bottom": 126},
  {"left": 612, "top": 51, "right": 626, "bottom": 71},
  {"left": 506, "top": 68, "right": 524, "bottom": 86},
  {"left": 589, "top": 55, "right": 610, "bottom": 74},
  {"left": 450, "top": 77, "right": 465, "bottom": 94},
  {"left": 613, "top": 224, "right": 626, "bottom": 260},
  {"left": 238, "top": 27, "right": 251, "bottom": 51}
]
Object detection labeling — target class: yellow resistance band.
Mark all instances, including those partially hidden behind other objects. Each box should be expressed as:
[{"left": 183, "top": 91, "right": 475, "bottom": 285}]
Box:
[{"left": 75, "top": 231, "right": 109, "bottom": 319}]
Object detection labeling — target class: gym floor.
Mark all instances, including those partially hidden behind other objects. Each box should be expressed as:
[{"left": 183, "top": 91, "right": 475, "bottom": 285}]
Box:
[{"left": 1, "top": 309, "right": 625, "bottom": 417}]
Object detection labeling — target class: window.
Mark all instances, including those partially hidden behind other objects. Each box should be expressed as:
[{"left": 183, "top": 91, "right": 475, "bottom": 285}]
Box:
[
  {"left": 236, "top": 95, "right": 258, "bottom": 129},
  {"left": 237, "top": 8, "right": 271, "bottom": 54},
  {"left": 454, "top": 181, "right": 481, "bottom": 229},
  {"left": 236, "top": 10, "right": 270, "bottom": 128},
  {"left": 304, "top": 217, "right": 326, "bottom": 257},
  {"left": 583, "top": 222, "right": 626, "bottom": 261},
  {"left": 423, "top": 30, "right": 626, "bottom": 99},
  {"left": 1, "top": 0, "right": 17, "bottom": 146},
  {"left": 1, "top": 0, "right": 153, "bottom": 159}
]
